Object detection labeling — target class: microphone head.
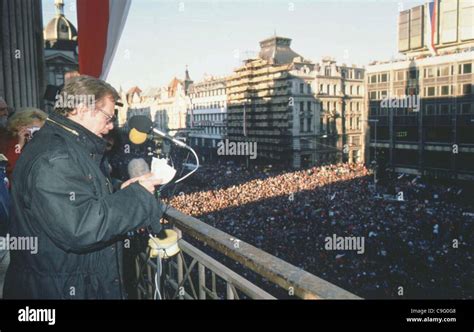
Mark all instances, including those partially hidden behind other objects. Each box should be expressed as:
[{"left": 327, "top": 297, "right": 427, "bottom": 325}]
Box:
[
  {"left": 129, "top": 115, "right": 152, "bottom": 133},
  {"left": 128, "top": 158, "right": 150, "bottom": 178},
  {"left": 129, "top": 128, "right": 148, "bottom": 145}
]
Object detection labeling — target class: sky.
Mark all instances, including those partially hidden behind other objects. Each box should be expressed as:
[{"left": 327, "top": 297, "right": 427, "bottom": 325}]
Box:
[{"left": 42, "top": 0, "right": 426, "bottom": 91}]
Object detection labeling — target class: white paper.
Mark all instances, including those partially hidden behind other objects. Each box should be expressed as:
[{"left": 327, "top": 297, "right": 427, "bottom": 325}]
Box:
[{"left": 151, "top": 157, "right": 177, "bottom": 185}]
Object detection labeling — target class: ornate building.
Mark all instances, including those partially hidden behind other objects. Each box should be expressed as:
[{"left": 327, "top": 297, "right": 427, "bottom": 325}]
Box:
[
  {"left": 43, "top": 0, "right": 78, "bottom": 88},
  {"left": 313, "top": 57, "right": 365, "bottom": 164}
]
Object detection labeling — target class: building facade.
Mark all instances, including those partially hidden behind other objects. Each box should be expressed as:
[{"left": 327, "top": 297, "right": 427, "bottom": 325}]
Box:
[
  {"left": 226, "top": 36, "right": 321, "bottom": 168},
  {"left": 312, "top": 57, "right": 365, "bottom": 164},
  {"left": 367, "top": 0, "right": 474, "bottom": 180},
  {"left": 187, "top": 76, "right": 227, "bottom": 161}
]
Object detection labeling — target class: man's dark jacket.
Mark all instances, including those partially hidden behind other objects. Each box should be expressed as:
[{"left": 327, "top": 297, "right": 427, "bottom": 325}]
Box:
[{"left": 4, "top": 112, "right": 163, "bottom": 299}]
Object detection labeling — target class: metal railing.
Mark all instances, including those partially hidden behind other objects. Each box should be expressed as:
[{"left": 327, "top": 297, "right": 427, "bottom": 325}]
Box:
[{"left": 136, "top": 206, "right": 361, "bottom": 300}]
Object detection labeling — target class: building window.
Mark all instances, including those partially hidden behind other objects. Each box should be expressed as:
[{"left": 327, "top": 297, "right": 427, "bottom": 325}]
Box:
[
  {"left": 334, "top": 85, "right": 337, "bottom": 95},
  {"left": 396, "top": 71, "right": 405, "bottom": 81},
  {"left": 460, "top": 103, "right": 472, "bottom": 114},
  {"left": 424, "top": 67, "right": 435, "bottom": 78},
  {"left": 356, "top": 86, "right": 360, "bottom": 95},
  {"left": 325, "top": 67, "right": 331, "bottom": 76},
  {"left": 369, "top": 91, "right": 377, "bottom": 99},
  {"left": 424, "top": 104, "right": 436, "bottom": 115},
  {"left": 380, "top": 73, "right": 388, "bottom": 82},
  {"left": 307, "top": 84, "right": 311, "bottom": 93},
  {"left": 438, "top": 66, "right": 450, "bottom": 77},
  {"left": 300, "top": 83, "right": 304, "bottom": 93},
  {"left": 460, "top": 63, "right": 472, "bottom": 74},
  {"left": 462, "top": 84, "right": 472, "bottom": 95},
  {"left": 440, "top": 104, "right": 450, "bottom": 113},
  {"left": 426, "top": 87, "right": 436, "bottom": 96},
  {"left": 300, "top": 101, "right": 304, "bottom": 112},
  {"left": 441, "top": 86, "right": 450, "bottom": 96},
  {"left": 307, "top": 101, "right": 312, "bottom": 112},
  {"left": 370, "top": 75, "right": 377, "bottom": 84}
]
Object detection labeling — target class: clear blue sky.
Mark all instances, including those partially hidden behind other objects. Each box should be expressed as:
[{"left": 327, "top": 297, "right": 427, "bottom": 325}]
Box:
[{"left": 42, "top": 0, "right": 426, "bottom": 90}]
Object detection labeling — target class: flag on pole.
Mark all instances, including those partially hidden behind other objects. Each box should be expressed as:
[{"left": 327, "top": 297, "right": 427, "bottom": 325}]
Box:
[
  {"left": 77, "top": 0, "right": 131, "bottom": 80},
  {"left": 426, "top": 1, "right": 438, "bottom": 55}
]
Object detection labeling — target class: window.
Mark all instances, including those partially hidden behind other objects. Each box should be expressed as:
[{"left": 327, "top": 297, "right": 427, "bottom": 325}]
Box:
[
  {"left": 357, "top": 86, "right": 360, "bottom": 95},
  {"left": 307, "top": 101, "right": 312, "bottom": 112},
  {"left": 438, "top": 66, "right": 450, "bottom": 77},
  {"left": 380, "top": 90, "right": 388, "bottom": 98},
  {"left": 350, "top": 117, "right": 353, "bottom": 129},
  {"left": 325, "top": 67, "right": 331, "bottom": 76},
  {"left": 370, "top": 75, "right": 377, "bottom": 84},
  {"left": 396, "top": 71, "right": 405, "bottom": 81},
  {"left": 462, "top": 63, "right": 472, "bottom": 74},
  {"left": 426, "top": 87, "right": 436, "bottom": 96},
  {"left": 424, "top": 67, "right": 435, "bottom": 78},
  {"left": 319, "top": 84, "right": 323, "bottom": 93},
  {"left": 327, "top": 85, "right": 330, "bottom": 94},
  {"left": 461, "top": 103, "right": 472, "bottom": 114},
  {"left": 441, "top": 86, "right": 450, "bottom": 96},
  {"left": 300, "top": 83, "right": 304, "bottom": 93},
  {"left": 440, "top": 104, "right": 450, "bottom": 113},
  {"left": 369, "top": 91, "right": 377, "bottom": 99},
  {"left": 307, "top": 84, "right": 311, "bottom": 93},
  {"left": 334, "top": 85, "right": 337, "bottom": 95},
  {"left": 462, "top": 84, "right": 472, "bottom": 95},
  {"left": 424, "top": 104, "right": 436, "bottom": 115},
  {"left": 300, "top": 101, "right": 304, "bottom": 112},
  {"left": 350, "top": 86, "right": 353, "bottom": 95},
  {"left": 380, "top": 73, "right": 388, "bottom": 82}
]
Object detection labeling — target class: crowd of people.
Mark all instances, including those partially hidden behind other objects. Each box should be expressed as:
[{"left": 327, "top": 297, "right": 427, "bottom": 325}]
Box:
[{"left": 166, "top": 162, "right": 473, "bottom": 299}]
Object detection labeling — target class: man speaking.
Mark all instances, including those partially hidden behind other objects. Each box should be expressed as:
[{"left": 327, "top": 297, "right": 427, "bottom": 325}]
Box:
[{"left": 4, "top": 76, "right": 163, "bottom": 299}]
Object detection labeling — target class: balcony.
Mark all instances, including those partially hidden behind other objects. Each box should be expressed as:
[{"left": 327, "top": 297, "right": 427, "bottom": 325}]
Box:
[{"left": 135, "top": 207, "right": 360, "bottom": 300}]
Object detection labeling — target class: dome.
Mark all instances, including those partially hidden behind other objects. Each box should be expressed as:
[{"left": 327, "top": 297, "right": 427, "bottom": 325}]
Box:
[
  {"left": 43, "top": 0, "right": 77, "bottom": 49},
  {"left": 44, "top": 15, "right": 77, "bottom": 42}
]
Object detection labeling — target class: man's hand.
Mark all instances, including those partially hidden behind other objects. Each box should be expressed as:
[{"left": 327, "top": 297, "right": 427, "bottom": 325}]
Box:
[{"left": 121, "top": 173, "right": 163, "bottom": 194}]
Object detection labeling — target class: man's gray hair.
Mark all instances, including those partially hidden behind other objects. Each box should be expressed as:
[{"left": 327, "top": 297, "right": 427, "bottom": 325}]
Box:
[{"left": 54, "top": 75, "right": 120, "bottom": 116}]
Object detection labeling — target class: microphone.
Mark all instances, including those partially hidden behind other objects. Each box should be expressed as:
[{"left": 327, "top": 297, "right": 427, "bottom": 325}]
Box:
[
  {"left": 127, "top": 158, "right": 150, "bottom": 179},
  {"left": 128, "top": 115, "right": 200, "bottom": 184},
  {"left": 128, "top": 115, "right": 187, "bottom": 148}
]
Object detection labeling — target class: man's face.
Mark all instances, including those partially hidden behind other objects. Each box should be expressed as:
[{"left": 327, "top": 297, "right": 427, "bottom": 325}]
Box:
[{"left": 77, "top": 95, "right": 116, "bottom": 138}]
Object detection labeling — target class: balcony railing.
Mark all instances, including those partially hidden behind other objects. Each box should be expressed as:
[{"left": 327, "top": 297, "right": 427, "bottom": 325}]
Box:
[{"left": 135, "top": 206, "right": 361, "bottom": 300}]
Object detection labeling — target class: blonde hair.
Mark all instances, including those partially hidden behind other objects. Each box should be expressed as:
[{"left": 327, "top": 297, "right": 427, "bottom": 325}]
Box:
[{"left": 7, "top": 108, "right": 48, "bottom": 136}]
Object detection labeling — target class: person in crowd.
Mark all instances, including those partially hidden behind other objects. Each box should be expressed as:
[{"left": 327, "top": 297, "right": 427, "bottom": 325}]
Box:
[
  {"left": 4, "top": 108, "right": 47, "bottom": 179},
  {"left": 4, "top": 76, "right": 164, "bottom": 299}
]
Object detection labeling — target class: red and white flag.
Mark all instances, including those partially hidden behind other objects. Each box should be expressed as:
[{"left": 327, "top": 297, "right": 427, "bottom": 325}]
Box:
[{"left": 77, "top": 0, "right": 131, "bottom": 80}]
